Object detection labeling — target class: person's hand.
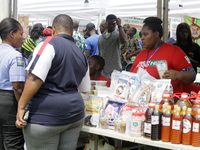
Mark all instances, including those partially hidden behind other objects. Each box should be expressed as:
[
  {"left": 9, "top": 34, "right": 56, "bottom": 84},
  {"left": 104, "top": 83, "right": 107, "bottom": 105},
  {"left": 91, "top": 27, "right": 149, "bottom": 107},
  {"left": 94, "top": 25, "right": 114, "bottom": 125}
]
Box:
[
  {"left": 15, "top": 107, "right": 27, "bottom": 129},
  {"left": 162, "top": 70, "right": 179, "bottom": 81},
  {"left": 116, "top": 18, "right": 122, "bottom": 26}
]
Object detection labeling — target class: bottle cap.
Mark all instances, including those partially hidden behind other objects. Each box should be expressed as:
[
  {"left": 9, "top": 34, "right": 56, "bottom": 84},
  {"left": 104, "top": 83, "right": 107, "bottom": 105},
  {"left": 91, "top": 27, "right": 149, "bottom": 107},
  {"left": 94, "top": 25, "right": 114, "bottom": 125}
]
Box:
[
  {"left": 163, "top": 92, "right": 170, "bottom": 98},
  {"left": 177, "top": 107, "right": 181, "bottom": 111},
  {"left": 174, "top": 105, "right": 178, "bottom": 108},
  {"left": 155, "top": 105, "right": 159, "bottom": 109},
  {"left": 167, "top": 105, "right": 171, "bottom": 110},
  {"left": 182, "top": 106, "right": 187, "bottom": 110},
  {"left": 132, "top": 112, "right": 142, "bottom": 116},
  {"left": 181, "top": 93, "right": 188, "bottom": 99},
  {"left": 187, "top": 108, "right": 192, "bottom": 112},
  {"left": 149, "top": 102, "right": 155, "bottom": 108}
]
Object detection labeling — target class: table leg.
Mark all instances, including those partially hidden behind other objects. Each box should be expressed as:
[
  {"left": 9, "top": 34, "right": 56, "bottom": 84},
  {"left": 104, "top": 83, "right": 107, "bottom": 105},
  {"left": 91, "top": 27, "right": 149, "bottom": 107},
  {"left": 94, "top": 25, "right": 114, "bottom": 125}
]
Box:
[{"left": 94, "top": 134, "right": 98, "bottom": 150}]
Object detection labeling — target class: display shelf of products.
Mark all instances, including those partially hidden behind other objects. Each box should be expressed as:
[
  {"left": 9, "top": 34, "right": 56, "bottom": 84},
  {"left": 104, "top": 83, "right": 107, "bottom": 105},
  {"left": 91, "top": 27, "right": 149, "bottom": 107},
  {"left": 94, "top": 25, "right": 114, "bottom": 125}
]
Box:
[{"left": 81, "top": 125, "right": 199, "bottom": 150}]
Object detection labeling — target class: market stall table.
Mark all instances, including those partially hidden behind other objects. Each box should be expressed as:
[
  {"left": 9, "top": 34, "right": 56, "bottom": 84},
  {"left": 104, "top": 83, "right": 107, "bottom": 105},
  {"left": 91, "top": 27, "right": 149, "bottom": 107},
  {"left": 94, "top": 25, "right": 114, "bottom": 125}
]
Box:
[{"left": 81, "top": 125, "right": 199, "bottom": 150}]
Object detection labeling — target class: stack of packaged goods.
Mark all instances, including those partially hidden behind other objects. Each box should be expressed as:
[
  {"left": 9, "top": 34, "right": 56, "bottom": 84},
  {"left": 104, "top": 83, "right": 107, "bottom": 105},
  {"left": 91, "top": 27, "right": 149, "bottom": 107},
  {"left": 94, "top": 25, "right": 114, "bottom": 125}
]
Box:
[{"left": 83, "top": 70, "right": 200, "bottom": 148}]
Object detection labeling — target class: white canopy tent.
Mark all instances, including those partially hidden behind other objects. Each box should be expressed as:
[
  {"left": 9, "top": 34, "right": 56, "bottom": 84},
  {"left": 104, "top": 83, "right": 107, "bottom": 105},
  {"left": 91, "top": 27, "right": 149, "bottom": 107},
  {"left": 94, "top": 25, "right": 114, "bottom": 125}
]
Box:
[{"left": 17, "top": 0, "right": 200, "bottom": 22}]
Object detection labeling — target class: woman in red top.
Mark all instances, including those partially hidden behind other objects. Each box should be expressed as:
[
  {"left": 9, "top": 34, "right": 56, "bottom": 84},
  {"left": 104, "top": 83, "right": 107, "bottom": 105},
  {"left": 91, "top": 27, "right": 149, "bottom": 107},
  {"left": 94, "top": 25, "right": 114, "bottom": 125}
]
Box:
[{"left": 130, "top": 17, "right": 195, "bottom": 94}]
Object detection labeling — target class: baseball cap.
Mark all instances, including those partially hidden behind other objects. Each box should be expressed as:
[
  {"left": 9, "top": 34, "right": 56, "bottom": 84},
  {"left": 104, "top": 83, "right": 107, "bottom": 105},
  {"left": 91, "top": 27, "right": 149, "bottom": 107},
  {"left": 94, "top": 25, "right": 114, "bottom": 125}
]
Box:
[{"left": 86, "top": 23, "right": 95, "bottom": 31}]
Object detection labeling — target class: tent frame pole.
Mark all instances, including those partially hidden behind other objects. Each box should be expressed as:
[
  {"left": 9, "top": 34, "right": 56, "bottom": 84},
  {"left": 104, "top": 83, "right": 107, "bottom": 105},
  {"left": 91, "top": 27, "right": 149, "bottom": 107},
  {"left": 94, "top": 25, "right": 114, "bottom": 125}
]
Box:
[{"left": 163, "top": 0, "right": 168, "bottom": 43}]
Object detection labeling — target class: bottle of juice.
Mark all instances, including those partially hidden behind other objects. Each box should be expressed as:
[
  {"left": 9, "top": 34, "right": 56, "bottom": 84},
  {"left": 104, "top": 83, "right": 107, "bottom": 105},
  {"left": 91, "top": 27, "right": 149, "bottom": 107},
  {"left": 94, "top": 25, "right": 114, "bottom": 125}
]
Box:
[
  {"left": 151, "top": 105, "right": 161, "bottom": 141},
  {"left": 159, "top": 92, "right": 174, "bottom": 111},
  {"left": 192, "top": 97, "right": 200, "bottom": 117},
  {"left": 176, "top": 93, "right": 192, "bottom": 110},
  {"left": 161, "top": 105, "right": 172, "bottom": 142},
  {"left": 192, "top": 109, "right": 200, "bottom": 147},
  {"left": 181, "top": 106, "right": 187, "bottom": 118},
  {"left": 144, "top": 102, "right": 155, "bottom": 138},
  {"left": 172, "top": 105, "right": 178, "bottom": 115},
  {"left": 171, "top": 107, "right": 182, "bottom": 144},
  {"left": 182, "top": 108, "right": 193, "bottom": 145},
  {"left": 161, "top": 104, "right": 167, "bottom": 125}
]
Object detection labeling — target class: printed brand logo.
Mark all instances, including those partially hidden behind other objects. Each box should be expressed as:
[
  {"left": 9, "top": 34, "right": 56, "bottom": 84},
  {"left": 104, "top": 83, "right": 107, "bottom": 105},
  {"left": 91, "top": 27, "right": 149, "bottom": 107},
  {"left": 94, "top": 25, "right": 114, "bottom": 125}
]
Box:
[
  {"left": 16, "top": 57, "right": 24, "bottom": 67},
  {"left": 149, "top": 60, "right": 162, "bottom": 67},
  {"left": 184, "top": 56, "right": 191, "bottom": 64},
  {"left": 133, "top": 122, "right": 138, "bottom": 127}
]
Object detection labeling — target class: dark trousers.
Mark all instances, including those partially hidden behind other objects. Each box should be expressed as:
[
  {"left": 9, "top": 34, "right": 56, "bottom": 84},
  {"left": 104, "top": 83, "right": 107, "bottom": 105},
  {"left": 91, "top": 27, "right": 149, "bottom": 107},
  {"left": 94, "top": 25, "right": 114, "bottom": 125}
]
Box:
[{"left": 0, "top": 90, "right": 24, "bottom": 150}]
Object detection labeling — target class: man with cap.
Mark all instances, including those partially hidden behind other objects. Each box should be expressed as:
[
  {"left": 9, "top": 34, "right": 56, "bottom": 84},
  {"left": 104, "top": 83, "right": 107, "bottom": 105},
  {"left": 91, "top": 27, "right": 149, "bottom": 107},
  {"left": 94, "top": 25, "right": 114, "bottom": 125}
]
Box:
[{"left": 85, "top": 23, "right": 99, "bottom": 58}]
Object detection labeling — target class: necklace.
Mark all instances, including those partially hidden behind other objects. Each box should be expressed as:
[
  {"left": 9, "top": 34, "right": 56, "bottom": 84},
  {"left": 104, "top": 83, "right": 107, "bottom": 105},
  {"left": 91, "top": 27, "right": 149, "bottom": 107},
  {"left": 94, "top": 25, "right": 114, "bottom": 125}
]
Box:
[{"left": 145, "top": 42, "right": 163, "bottom": 64}]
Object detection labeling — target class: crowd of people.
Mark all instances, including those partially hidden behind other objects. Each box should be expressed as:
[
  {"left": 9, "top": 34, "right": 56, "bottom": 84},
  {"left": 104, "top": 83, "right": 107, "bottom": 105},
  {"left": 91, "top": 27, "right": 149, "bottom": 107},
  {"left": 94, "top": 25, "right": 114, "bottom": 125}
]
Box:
[{"left": 0, "top": 13, "right": 200, "bottom": 150}]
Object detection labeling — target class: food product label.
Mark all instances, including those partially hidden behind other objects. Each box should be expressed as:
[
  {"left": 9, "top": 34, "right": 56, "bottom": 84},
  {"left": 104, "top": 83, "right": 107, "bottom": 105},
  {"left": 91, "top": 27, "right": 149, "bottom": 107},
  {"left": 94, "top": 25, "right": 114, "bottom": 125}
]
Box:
[
  {"left": 162, "top": 117, "right": 170, "bottom": 126},
  {"left": 130, "top": 120, "right": 142, "bottom": 133},
  {"left": 144, "top": 122, "right": 151, "bottom": 134},
  {"left": 183, "top": 119, "right": 191, "bottom": 133},
  {"left": 192, "top": 122, "right": 199, "bottom": 133},
  {"left": 172, "top": 120, "right": 181, "bottom": 130},
  {"left": 151, "top": 116, "right": 159, "bottom": 125}
]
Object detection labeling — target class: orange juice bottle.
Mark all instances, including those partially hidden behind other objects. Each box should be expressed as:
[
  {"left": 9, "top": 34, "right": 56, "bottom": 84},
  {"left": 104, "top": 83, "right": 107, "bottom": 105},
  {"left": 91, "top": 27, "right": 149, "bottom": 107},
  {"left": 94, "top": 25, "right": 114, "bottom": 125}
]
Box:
[
  {"left": 182, "top": 108, "right": 193, "bottom": 145},
  {"left": 171, "top": 107, "right": 182, "bottom": 144},
  {"left": 161, "top": 105, "right": 172, "bottom": 142},
  {"left": 192, "top": 109, "right": 200, "bottom": 146},
  {"left": 159, "top": 92, "right": 174, "bottom": 111}
]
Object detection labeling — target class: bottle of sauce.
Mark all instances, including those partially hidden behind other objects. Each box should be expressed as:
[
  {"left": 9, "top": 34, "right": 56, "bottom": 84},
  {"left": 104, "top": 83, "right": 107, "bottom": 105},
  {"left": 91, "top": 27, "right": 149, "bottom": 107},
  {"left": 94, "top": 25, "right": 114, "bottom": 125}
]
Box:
[
  {"left": 172, "top": 105, "right": 178, "bottom": 115},
  {"left": 151, "top": 105, "right": 161, "bottom": 141},
  {"left": 159, "top": 92, "right": 174, "bottom": 111},
  {"left": 161, "top": 105, "right": 172, "bottom": 142},
  {"left": 161, "top": 104, "right": 167, "bottom": 125},
  {"left": 171, "top": 107, "right": 182, "bottom": 144},
  {"left": 176, "top": 93, "right": 192, "bottom": 110},
  {"left": 144, "top": 102, "right": 155, "bottom": 138},
  {"left": 181, "top": 106, "right": 187, "bottom": 118},
  {"left": 192, "top": 109, "right": 200, "bottom": 147},
  {"left": 192, "top": 97, "right": 200, "bottom": 117},
  {"left": 182, "top": 108, "right": 193, "bottom": 145}
]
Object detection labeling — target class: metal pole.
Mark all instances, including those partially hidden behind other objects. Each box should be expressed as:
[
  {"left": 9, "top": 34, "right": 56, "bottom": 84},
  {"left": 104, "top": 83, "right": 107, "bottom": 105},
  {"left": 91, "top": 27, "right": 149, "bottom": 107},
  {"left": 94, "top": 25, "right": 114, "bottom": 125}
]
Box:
[
  {"left": 163, "top": 0, "right": 168, "bottom": 43},
  {"left": 157, "top": 0, "right": 162, "bottom": 19},
  {"left": 13, "top": 0, "right": 17, "bottom": 20}
]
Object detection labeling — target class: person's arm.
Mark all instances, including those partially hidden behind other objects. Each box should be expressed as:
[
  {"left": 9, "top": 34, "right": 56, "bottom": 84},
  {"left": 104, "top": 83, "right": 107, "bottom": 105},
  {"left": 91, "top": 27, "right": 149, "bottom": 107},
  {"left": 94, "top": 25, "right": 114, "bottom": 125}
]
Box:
[
  {"left": 162, "top": 70, "right": 195, "bottom": 85},
  {"left": 116, "top": 18, "right": 127, "bottom": 44},
  {"left": 126, "top": 49, "right": 142, "bottom": 59},
  {"left": 12, "top": 82, "right": 24, "bottom": 102},
  {"left": 16, "top": 73, "right": 43, "bottom": 128},
  {"left": 189, "top": 57, "right": 200, "bottom": 67},
  {"left": 78, "top": 66, "right": 91, "bottom": 93},
  {"left": 85, "top": 50, "right": 90, "bottom": 58}
]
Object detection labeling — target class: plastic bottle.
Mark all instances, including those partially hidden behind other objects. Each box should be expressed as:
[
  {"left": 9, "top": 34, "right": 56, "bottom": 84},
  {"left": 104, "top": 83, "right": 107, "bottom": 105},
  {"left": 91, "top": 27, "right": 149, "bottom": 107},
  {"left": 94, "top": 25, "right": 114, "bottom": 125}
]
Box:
[
  {"left": 176, "top": 93, "right": 192, "bottom": 110},
  {"left": 192, "top": 97, "right": 200, "bottom": 117},
  {"left": 151, "top": 105, "right": 161, "bottom": 141},
  {"left": 171, "top": 105, "right": 178, "bottom": 115},
  {"left": 171, "top": 107, "right": 182, "bottom": 144},
  {"left": 161, "top": 105, "right": 172, "bottom": 142},
  {"left": 159, "top": 92, "right": 174, "bottom": 111},
  {"left": 192, "top": 109, "right": 200, "bottom": 147},
  {"left": 144, "top": 102, "right": 155, "bottom": 138},
  {"left": 182, "top": 108, "right": 193, "bottom": 145},
  {"left": 130, "top": 112, "right": 142, "bottom": 137},
  {"left": 181, "top": 106, "right": 187, "bottom": 118}
]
